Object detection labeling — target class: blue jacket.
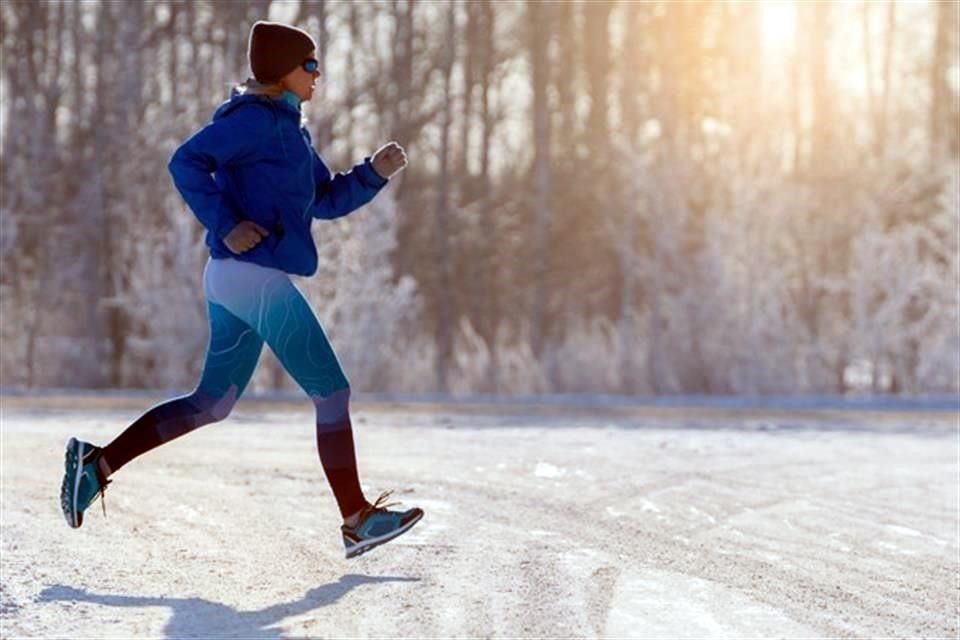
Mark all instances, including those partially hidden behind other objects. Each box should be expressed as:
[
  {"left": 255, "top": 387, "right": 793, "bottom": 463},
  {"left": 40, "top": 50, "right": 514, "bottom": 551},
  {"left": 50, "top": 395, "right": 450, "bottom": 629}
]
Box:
[{"left": 168, "top": 92, "right": 388, "bottom": 276}]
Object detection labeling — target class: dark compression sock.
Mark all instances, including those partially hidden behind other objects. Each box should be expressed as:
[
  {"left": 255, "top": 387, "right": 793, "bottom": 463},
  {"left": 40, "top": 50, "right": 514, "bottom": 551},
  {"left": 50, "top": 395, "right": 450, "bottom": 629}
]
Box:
[{"left": 313, "top": 389, "right": 367, "bottom": 518}]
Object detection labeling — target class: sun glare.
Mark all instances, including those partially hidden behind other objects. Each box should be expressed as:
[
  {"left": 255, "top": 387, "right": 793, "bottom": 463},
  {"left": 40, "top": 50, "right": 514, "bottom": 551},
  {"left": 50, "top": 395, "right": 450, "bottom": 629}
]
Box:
[{"left": 761, "top": 1, "right": 797, "bottom": 56}]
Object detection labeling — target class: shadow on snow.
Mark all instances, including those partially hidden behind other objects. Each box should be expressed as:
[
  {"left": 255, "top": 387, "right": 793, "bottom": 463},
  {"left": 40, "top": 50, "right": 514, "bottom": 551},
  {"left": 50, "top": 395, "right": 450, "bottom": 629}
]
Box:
[{"left": 37, "top": 574, "right": 420, "bottom": 639}]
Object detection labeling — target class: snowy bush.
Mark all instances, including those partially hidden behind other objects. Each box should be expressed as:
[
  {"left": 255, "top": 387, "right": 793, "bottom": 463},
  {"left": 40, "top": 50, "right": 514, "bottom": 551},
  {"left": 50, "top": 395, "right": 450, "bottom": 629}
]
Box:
[
  {"left": 122, "top": 191, "right": 209, "bottom": 390},
  {"left": 388, "top": 331, "right": 438, "bottom": 394},
  {"left": 546, "top": 315, "right": 642, "bottom": 394},
  {"left": 915, "top": 166, "right": 960, "bottom": 392},
  {"left": 444, "top": 318, "right": 552, "bottom": 396},
  {"left": 488, "top": 321, "right": 550, "bottom": 395},
  {"left": 697, "top": 174, "right": 834, "bottom": 394},
  {"left": 846, "top": 164, "right": 959, "bottom": 393},
  {"left": 448, "top": 317, "right": 492, "bottom": 396}
]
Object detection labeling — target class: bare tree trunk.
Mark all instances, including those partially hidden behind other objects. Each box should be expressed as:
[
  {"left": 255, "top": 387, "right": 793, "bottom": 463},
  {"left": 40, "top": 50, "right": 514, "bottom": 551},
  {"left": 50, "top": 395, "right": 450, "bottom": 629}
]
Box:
[
  {"left": 618, "top": 167, "right": 640, "bottom": 393},
  {"left": 307, "top": 0, "right": 332, "bottom": 149},
  {"left": 222, "top": 0, "right": 246, "bottom": 84},
  {"left": 21, "top": 1, "right": 48, "bottom": 387},
  {"left": 92, "top": 0, "right": 125, "bottom": 387},
  {"left": 342, "top": 1, "right": 361, "bottom": 159},
  {"left": 194, "top": 2, "right": 207, "bottom": 103},
  {"left": 930, "top": 0, "right": 949, "bottom": 165},
  {"left": 392, "top": 0, "right": 415, "bottom": 148},
  {"left": 170, "top": 0, "right": 180, "bottom": 108},
  {"left": 618, "top": 1, "right": 644, "bottom": 147},
  {"left": 792, "top": 2, "right": 805, "bottom": 173},
  {"left": 69, "top": 0, "right": 86, "bottom": 143},
  {"left": 28, "top": 0, "right": 70, "bottom": 386},
  {"left": 433, "top": 0, "right": 457, "bottom": 392},
  {"left": 878, "top": 1, "right": 895, "bottom": 160},
  {"left": 528, "top": 0, "right": 553, "bottom": 358},
  {"left": 861, "top": 1, "right": 876, "bottom": 161},
  {"left": 808, "top": 1, "right": 833, "bottom": 171},
  {"left": 582, "top": 0, "right": 612, "bottom": 154},
  {"left": 860, "top": 0, "right": 894, "bottom": 161},
  {"left": 554, "top": 0, "right": 578, "bottom": 156},
  {"left": 458, "top": 0, "right": 477, "bottom": 189},
  {"left": 478, "top": 0, "right": 499, "bottom": 391}
]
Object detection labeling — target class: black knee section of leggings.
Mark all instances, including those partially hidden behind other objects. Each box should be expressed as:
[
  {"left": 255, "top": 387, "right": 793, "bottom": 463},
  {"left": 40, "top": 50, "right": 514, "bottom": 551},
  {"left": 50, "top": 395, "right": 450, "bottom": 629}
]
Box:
[{"left": 101, "top": 389, "right": 237, "bottom": 475}]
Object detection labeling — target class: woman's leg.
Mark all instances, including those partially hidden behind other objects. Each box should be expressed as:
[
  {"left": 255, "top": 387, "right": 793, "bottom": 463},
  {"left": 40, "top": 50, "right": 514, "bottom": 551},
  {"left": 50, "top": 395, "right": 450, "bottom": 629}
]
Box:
[
  {"left": 99, "top": 300, "right": 264, "bottom": 476},
  {"left": 204, "top": 259, "right": 366, "bottom": 520}
]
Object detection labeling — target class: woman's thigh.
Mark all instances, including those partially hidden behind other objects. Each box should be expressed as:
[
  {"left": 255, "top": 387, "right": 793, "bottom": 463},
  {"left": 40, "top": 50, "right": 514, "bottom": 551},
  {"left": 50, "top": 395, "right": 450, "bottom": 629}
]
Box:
[
  {"left": 204, "top": 258, "right": 349, "bottom": 397},
  {"left": 195, "top": 300, "right": 265, "bottom": 404}
]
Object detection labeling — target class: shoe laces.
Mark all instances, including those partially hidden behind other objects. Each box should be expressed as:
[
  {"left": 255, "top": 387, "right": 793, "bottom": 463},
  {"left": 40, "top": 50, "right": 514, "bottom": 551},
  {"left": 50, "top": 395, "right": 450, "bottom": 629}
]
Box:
[
  {"left": 358, "top": 490, "right": 400, "bottom": 522},
  {"left": 97, "top": 480, "right": 111, "bottom": 518},
  {"left": 86, "top": 450, "right": 111, "bottom": 518}
]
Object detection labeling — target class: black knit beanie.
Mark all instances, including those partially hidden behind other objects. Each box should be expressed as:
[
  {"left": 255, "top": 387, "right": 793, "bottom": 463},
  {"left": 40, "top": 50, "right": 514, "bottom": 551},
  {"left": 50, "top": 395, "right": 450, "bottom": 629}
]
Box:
[{"left": 248, "top": 21, "right": 316, "bottom": 84}]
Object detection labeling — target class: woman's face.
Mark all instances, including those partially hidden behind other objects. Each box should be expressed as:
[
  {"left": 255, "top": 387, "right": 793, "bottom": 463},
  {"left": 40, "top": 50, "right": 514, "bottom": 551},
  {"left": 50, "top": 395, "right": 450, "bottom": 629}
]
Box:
[{"left": 280, "top": 50, "right": 320, "bottom": 102}]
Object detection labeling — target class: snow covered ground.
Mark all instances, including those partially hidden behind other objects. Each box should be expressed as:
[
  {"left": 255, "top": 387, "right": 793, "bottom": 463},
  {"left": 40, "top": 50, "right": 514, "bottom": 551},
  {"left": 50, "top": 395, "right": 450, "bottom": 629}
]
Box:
[{"left": 1, "top": 393, "right": 957, "bottom": 638}]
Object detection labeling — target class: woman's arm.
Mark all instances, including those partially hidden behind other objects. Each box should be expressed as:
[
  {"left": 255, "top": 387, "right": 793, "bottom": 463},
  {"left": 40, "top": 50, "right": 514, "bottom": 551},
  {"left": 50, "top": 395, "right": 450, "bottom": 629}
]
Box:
[
  {"left": 307, "top": 128, "right": 389, "bottom": 221},
  {"left": 310, "top": 154, "right": 388, "bottom": 221},
  {"left": 168, "top": 105, "right": 272, "bottom": 238}
]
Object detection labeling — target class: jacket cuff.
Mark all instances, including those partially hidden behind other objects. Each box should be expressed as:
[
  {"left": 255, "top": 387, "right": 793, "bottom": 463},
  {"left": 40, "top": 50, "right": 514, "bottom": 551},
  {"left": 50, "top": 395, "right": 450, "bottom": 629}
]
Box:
[
  {"left": 214, "top": 207, "right": 240, "bottom": 240},
  {"left": 361, "top": 157, "right": 389, "bottom": 188}
]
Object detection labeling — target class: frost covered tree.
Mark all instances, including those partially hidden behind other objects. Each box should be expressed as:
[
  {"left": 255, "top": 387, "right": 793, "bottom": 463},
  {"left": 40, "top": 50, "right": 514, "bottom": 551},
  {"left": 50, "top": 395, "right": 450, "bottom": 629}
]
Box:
[
  {"left": 121, "top": 192, "right": 209, "bottom": 391},
  {"left": 848, "top": 165, "right": 960, "bottom": 393}
]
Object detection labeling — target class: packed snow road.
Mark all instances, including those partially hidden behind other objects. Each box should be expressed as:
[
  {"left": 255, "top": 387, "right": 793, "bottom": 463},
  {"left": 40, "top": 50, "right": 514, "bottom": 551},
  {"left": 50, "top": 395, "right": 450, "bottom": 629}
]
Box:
[{"left": 1, "top": 394, "right": 957, "bottom": 638}]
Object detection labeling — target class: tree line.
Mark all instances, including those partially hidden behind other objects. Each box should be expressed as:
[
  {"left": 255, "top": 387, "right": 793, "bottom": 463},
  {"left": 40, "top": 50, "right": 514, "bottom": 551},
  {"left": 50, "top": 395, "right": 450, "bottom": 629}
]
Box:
[{"left": 1, "top": 0, "right": 957, "bottom": 395}]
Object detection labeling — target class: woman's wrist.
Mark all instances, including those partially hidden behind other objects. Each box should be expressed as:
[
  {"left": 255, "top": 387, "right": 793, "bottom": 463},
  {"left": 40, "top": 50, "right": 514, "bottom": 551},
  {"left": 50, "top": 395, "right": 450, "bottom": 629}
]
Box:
[{"left": 365, "top": 157, "right": 390, "bottom": 185}]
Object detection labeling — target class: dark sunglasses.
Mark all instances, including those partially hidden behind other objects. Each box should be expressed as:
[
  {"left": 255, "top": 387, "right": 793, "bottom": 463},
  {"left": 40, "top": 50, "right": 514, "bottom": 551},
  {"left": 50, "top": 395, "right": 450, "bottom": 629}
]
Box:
[{"left": 302, "top": 58, "right": 319, "bottom": 73}]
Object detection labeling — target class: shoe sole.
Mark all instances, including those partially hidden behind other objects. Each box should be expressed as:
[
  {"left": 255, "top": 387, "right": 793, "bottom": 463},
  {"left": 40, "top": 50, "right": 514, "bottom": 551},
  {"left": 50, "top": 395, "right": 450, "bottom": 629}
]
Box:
[
  {"left": 61, "top": 438, "right": 83, "bottom": 529},
  {"left": 344, "top": 510, "right": 424, "bottom": 559}
]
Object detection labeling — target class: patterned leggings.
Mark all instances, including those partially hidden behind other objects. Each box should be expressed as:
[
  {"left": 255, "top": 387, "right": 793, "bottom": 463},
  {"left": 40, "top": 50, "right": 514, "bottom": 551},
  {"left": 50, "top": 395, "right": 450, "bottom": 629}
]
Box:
[{"left": 101, "top": 258, "right": 367, "bottom": 518}]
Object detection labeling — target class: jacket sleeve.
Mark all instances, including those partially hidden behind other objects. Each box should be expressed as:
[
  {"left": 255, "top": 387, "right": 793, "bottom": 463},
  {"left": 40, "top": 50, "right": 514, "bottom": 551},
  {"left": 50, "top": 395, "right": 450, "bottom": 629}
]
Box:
[
  {"left": 310, "top": 147, "right": 389, "bottom": 221},
  {"left": 167, "top": 105, "right": 271, "bottom": 239}
]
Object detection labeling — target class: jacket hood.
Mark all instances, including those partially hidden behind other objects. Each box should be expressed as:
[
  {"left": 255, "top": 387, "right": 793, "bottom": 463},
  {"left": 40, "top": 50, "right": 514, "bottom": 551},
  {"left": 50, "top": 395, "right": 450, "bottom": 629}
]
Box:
[{"left": 213, "top": 91, "right": 300, "bottom": 122}]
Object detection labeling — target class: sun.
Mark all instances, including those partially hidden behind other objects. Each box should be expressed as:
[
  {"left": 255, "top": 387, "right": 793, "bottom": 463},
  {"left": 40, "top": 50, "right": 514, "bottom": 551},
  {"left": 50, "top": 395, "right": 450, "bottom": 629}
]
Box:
[{"left": 761, "top": 1, "right": 797, "bottom": 56}]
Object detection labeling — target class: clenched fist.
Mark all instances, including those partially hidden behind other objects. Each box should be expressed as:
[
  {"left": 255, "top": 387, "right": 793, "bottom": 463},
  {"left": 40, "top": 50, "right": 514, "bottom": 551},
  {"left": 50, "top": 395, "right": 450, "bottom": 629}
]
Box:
[
  {"left": 224, "top": 221, "right": 269, "bottom": 254},
  {"left": 371, "top": 141, "right": 407, "bottom": 180}
]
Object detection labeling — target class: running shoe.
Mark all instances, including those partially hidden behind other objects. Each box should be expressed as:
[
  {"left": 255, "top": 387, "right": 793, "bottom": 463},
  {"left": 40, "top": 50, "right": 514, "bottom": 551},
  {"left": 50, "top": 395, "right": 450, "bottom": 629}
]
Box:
[
  {"left": 60, "top": 438, "right": 109, "bottom": 528},
  {"left": 341, "top": 491, "right": 423, "bottom": 559}
]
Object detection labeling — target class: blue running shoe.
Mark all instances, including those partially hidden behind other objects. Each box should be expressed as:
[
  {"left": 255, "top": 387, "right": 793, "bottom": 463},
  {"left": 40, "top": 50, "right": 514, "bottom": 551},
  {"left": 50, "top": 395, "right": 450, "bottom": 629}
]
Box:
[
  {"left": 341, "top": 491, "right": 424, "bottom": 559},
  {"left": 60, "top": 438, "right": 109, "bottom": 528}
]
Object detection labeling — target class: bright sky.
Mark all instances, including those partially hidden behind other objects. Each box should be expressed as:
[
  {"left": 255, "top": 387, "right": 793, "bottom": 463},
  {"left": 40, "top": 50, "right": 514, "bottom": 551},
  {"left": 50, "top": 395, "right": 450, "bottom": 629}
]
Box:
[{"left": 760, "top": 0, "right": 797, "bottom": 57}]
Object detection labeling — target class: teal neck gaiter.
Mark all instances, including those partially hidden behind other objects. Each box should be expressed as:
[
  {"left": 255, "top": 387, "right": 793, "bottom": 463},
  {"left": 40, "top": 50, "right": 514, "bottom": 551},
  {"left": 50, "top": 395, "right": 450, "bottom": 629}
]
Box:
[{"left": 279, "top": 90, "right": 301, "bottom": 110}]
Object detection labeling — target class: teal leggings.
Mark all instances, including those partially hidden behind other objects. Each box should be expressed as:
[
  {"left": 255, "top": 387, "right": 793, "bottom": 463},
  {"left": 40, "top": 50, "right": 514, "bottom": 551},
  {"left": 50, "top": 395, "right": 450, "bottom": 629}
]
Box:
[
  {"left": 198, "top": 257, "right": 350, "bottom": 401},
  {"left": 102, "top": 258, "right": 367, "bottom": 518}
]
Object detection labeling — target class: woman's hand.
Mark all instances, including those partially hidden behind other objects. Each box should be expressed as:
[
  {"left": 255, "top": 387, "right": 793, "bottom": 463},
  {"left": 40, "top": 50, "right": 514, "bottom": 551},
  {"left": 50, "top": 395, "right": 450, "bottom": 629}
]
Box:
[
  {"left": 224, "top": 221, "right": 270, "bottom": 254},
  {"left": 371, "top": 142, "right": 407, "bottom": 180}
]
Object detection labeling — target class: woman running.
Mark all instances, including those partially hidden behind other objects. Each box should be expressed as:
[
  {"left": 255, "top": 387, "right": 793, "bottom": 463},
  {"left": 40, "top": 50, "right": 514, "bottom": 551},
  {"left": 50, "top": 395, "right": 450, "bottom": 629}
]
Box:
[{"left": 59, "top": 20, "right": 423, "bottom": 559}]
